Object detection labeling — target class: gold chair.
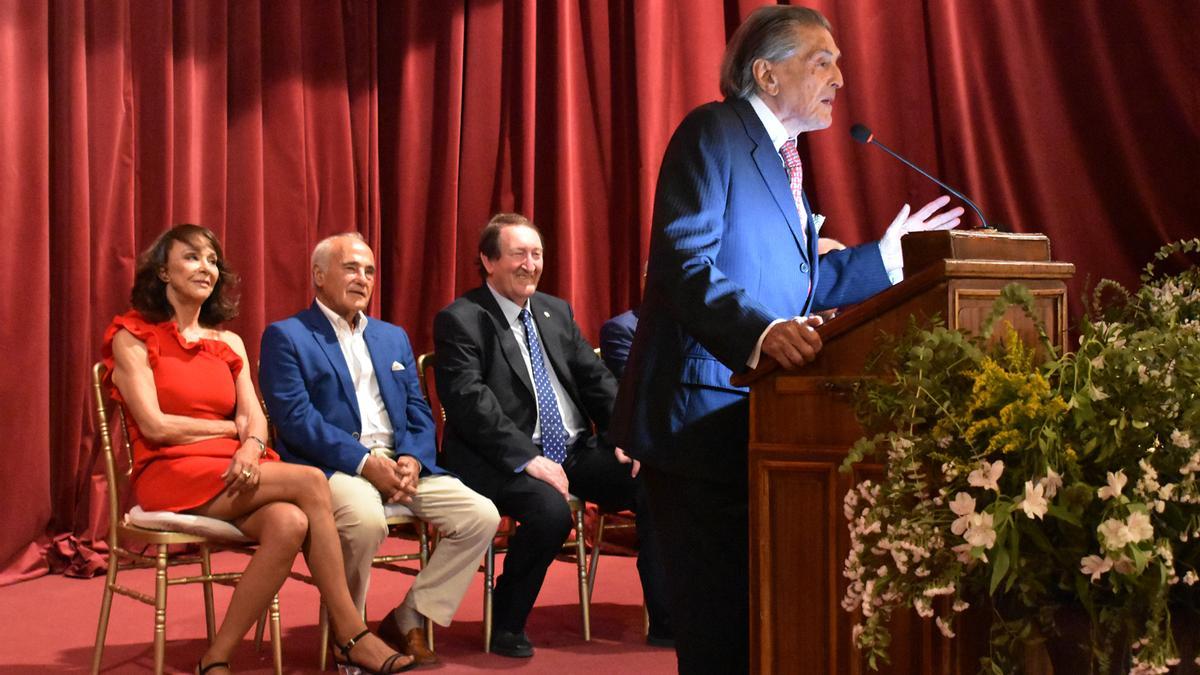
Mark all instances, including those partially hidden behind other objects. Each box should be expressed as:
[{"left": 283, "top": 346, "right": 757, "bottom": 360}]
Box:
[
  {"left": 89, "top": 362, "right": 283, "bottom": 675},
  {"left": 416, "top": 352, "right": 591, "bottom": 650}
]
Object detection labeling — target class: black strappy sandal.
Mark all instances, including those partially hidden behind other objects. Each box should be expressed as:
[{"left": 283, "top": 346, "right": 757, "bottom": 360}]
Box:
[
  {"left": 335, "top": 628, "right": 415, "bottom": 674},
  {"left": 196, "top": 660, "right": 230, "bottom": 674}
]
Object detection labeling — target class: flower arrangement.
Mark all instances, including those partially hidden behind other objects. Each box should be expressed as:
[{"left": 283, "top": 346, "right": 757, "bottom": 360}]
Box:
[{"left": 840, "top": 240, "right": 1200, "bottom": 673}]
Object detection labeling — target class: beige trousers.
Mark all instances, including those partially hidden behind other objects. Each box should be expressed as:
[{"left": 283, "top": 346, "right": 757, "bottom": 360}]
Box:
[{"left": 327, "top": 470, "right": 500, "bottom": 626}]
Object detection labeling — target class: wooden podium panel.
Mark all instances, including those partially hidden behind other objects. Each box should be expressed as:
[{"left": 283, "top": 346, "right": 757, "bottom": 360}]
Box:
[{"left": 745, "top": 232, "right": 1074, "bottom": 674}]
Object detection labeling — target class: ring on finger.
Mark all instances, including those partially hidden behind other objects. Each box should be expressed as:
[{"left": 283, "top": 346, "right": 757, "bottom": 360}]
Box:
[{"left": 241, "top": 468, "right": 253, "bottom": 479}]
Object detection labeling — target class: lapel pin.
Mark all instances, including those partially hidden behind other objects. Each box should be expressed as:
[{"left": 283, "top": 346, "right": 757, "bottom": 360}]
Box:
[
  {"left": 543, "top": 311, "right": 550, "bottom": 318},
  {"left": 391, "top": 361, "right": 404, "bottom": 371}
]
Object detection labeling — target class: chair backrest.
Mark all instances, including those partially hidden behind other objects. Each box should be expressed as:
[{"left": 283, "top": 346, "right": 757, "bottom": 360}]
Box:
[
  {"left": 416, "top": 351, "right": 445, "bottom": 423},
  {"left": 90, "top": 362, "right": 131, "bottom": 550}
]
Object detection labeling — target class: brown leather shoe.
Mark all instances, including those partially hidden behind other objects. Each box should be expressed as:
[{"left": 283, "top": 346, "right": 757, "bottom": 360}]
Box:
[{"left": 378, "top": 615, "right": 439, "bottom": 666}]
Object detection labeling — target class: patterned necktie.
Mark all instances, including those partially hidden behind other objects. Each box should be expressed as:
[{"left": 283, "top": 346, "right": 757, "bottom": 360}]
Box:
[
  {"left": 779, "top": 138, "right": 808, "bottom": 246},
  {"left": 519, "top": 308, "right": 569, "bottom": 463}
]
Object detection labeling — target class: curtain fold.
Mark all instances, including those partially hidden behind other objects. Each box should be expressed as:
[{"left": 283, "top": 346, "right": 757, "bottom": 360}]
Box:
[{"left": 1, "top": 0, "right": 1196, "bottom": 585}]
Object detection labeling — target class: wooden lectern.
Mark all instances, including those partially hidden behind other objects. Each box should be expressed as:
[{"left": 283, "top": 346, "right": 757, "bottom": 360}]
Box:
[{"left": 737, "top": 231, "right": 1075, "bottom": 674}]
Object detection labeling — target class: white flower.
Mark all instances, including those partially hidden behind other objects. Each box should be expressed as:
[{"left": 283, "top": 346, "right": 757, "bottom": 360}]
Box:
[
  {"left": 1080, "top": 554, "right": 1113, "bottom": 582},
  {"left": 913, "top": 598, "right": 934, "bottom": 618},
  {"left": 1098, "top": 471, "right": 1128, "bottom": 501},
  {"left": 1088, "top": 384, "right": 1109, "bottom": 401},
  {"left": 1173, "top": 429, "right": 1193, "bottom": 449},
  {"left": 1184, "top": 571, "right": 1198, "bottom": 586},
  {"left": 1125, "top": 511, "right": 1154, "bottom": 543},
  {"left": 1112, "top": 554, "right": 1135, "bottom": 575},
  {"left": 1018, "top": 481, "right": 1048, "bottom": 520},
  {"left": 1040, "top": 468, "right": 1063, "bottom": 498},
  {"left": 1090, "top": 354, "right": 1105, "bottom": 369},
  {"left": 935, "top": 616, "right": 956, "bottom": 638},
  {"left": 952, "top": 543, "right": 977, "bottom": 564},
  {"left": 964, "top": 512, "right": 997, "bottom": 549},
  {"left": 949, "top": 492, "right": 976, "bottom": 535},
  {"left": 967, "top": 460, "right": 1004, "bottom": 493},
  {"left": 1098, "top": 518, "right": 1128, "bottom": 550},
  {"left": 922, "top": 583, "right": 956, "bottom": 597}
]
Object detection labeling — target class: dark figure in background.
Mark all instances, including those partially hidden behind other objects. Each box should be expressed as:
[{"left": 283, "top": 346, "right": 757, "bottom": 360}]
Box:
[
  {"left": 600, "top": 308, "right": 638, "bottom": 379},
  {"left": 611, "top": 6, "right": 962, "bottom": 673}
]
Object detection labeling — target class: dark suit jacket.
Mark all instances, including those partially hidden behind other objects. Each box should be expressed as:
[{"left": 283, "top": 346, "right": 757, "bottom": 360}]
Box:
[
  {"left": 433, "top": 286, "right": 616, "bottom": 498},
  {"left": 259, "top": 302, "right": 443, "bottom": 478},
  {"left": 611, "top": 97, "right": 892, "bottom": 482},
  {"left": 599, "top": 308, "right": 638, "bottom": 379}
]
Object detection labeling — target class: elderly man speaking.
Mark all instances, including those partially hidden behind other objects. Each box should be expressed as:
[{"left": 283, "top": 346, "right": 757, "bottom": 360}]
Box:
[{"left": 611, "top": 6, "right": 963, "bottom": 673}]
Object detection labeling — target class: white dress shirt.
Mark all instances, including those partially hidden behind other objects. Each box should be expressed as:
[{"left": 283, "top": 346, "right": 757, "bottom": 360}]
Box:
[
  {"left": 741, "top": 94, "right": 903, "bottom": 370},
  {"left": 315, "top": 299, "right": 397, "bottom": 473},
  {"left": 486, "top": 283, "right": 588, "bottom": 449}
]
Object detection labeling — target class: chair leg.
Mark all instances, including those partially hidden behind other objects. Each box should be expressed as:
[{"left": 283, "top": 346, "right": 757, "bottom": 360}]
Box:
[
  {"left": 317, "top": 601, "right": 330, "bottom": 670},
  {"left": 483, "top": 543, "right": 495, "bottom": 652},
  {"left": 588, "top": 514, "right": 606, "bottom": 602},
  {"left": 90, "top": 550, "right": 119, "bottom": 674},
  {"left": 269, "top": 594, "right": 283, "bottom": 675},
  {"left": 574, "top": 508, "right": 591, "bottom": 641},
  {"left": 199, "top": 545, "right": 217, "bottom": 642},
  {"left": 153, "top": 545, "right": 169, "bottom": 675},
  {"left": 419, "top": 524, "right": 434, "bottom": 651}
]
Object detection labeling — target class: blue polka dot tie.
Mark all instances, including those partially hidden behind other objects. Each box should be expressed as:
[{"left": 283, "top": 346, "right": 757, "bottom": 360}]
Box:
[{"left": 520, "top": 308, "right": 569, "bottom": 464}]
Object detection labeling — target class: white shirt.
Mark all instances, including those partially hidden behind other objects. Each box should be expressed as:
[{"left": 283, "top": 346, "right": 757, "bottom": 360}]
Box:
[
  {"left": 742, "top": 94, "right": 903, "bottom": 370},
  {"left": 315, "top": 299, "right": 396, "bottom": 473},
  {"left": 748, "top": 93, "right": 805, "bottom": 222},
  {"left": 486, "top": 283, "right": 588, "bottom": 448}
]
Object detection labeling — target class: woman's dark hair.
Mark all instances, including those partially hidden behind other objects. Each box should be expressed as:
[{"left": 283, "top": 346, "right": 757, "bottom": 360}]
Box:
[{"left": 130, "top": 224, "right": 239, "bottom": 325}]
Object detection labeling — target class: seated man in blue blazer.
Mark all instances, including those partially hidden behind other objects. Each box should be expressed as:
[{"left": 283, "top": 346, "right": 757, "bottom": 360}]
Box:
[{"left": 260, "top": 233, "right": 500, "bottom": 666}]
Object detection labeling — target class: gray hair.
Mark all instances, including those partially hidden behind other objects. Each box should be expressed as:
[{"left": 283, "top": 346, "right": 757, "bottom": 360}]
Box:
[
  {"left": 311, "top": 232, "right": 368, "bottom": 284},
  {"left": 719, "top": 6, "right": 831, "bottom": 100}
]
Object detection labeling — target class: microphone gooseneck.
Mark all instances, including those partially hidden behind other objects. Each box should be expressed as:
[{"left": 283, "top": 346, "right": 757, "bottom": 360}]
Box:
[{"left": 850, "top": 123, "right": 992, "bottom": 230}]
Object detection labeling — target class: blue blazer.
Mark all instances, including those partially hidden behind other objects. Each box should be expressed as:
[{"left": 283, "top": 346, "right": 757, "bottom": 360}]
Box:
[
  {"left": 599, "top": 308, "right": 638, "bottom": 378},
  {"left": 610, "top": 98, "right": 891, "bottom": 482},
  {"left": 259, "top": 302, "right": 443, "bottom": 478}
]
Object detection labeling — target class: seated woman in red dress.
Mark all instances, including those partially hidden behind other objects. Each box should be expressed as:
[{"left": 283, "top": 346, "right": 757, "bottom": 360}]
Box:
[{"left": 104, "top": 224, "right": 412, "bottom": 675}]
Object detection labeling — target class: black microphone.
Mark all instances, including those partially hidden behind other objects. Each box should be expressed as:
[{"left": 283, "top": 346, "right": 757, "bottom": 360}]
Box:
[{"left": 850, "top": 123, "right": 996, "bottom": 230}]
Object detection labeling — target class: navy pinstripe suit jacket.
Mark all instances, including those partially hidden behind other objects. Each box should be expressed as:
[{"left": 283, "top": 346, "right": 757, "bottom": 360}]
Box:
[{"left": 611, "top": 97, "right": 891, "bottom": 482}]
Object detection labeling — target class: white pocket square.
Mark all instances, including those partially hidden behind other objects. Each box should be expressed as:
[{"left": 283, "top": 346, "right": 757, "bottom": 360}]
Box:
[{"left": 391, "top": 361, "right": 404, "bottom": 371}]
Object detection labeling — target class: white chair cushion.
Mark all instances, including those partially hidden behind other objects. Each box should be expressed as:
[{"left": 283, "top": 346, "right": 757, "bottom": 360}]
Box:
[
  {"left": 383, "top": 503, "right": 416, "bottom": 519},
  {"left": 125, "top": 505, "right": 252, "bottom": 543}
]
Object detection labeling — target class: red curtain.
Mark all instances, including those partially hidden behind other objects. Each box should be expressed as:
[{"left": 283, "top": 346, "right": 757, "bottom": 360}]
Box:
[{"left": 1, "top": 0, "right": 1196, "bottom": 585}]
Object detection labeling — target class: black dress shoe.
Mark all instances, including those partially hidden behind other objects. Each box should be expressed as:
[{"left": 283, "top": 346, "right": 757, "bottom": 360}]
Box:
[
  {"left": 646, "top": 633, "right": 676, "bottom": 648},
  {"left": 490, "top": 629, "right": 535, "bottom": 658},
  {"left": 647, "top": 620, "right": 675, "bottom": 648}
]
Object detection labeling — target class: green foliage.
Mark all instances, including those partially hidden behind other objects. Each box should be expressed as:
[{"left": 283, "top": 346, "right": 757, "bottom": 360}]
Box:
[{"left": 841, "top": 240, "right": 1200, "bottom": 673}]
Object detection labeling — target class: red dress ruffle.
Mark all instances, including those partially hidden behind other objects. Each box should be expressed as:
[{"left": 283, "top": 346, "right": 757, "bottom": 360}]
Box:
[{"left": 102, "top": 310, "right": 278, "bottom": 512}]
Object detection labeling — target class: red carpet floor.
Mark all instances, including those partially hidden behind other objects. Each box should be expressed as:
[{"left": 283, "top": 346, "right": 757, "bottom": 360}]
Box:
[{"left": 0, "top": 540, "right": 676, "bottom": 674}]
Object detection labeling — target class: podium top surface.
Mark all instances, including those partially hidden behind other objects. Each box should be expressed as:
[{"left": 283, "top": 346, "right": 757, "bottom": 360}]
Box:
[{"left": 902, "top": 230, "right": 1052, "bottom": 277}]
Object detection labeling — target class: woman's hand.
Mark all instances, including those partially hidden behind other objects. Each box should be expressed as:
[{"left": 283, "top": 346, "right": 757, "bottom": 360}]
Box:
[{"left": 221, "top": 440, "right": 263, "bottom": 493}]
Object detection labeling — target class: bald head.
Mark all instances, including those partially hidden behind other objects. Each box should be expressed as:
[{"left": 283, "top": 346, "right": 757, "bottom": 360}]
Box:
[{"left": 311, "top": 233, "right": 376, "bottom": 324}]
